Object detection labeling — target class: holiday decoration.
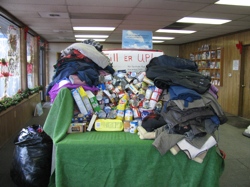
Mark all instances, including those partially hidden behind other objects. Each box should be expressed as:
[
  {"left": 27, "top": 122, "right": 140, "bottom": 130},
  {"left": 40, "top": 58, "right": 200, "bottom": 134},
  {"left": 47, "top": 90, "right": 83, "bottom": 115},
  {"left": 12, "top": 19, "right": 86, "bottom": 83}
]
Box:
[
  {"left": 236, "top": 41, "right": 243, "bottom": 54},
  {"left": 0, "top": 85, "right": 43, "bottom": 113}
]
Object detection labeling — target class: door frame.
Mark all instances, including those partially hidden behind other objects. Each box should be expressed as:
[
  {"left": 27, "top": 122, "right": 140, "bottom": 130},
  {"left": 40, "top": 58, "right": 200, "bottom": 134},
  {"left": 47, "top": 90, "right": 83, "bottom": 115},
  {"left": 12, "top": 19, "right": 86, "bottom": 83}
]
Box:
[{"left": 238, "top": 44, "right": 250, "bottom": 117}]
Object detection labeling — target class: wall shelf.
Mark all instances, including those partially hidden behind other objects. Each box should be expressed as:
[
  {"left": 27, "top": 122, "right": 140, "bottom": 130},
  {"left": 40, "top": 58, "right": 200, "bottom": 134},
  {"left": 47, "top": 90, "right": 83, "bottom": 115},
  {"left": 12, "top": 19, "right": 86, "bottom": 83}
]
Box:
[{"left": 190, "top": 48, "right": 223, "bottom": 86}]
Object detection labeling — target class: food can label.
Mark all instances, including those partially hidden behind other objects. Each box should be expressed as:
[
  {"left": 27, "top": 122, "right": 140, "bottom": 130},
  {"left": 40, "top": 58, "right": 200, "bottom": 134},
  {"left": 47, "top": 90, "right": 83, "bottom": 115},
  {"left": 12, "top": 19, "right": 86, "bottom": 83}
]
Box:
[
  {"left": 116, "top": 110, "right": 124, "bottom": 120},
  {"left": 124, "top": 108, "right": 133, "bottom": 121},
  {"left": 123, "top": 121, "right": 130, "bottom": 132},
  {"left": 130, "top": 120, "right": 138, "bottom": 133}
]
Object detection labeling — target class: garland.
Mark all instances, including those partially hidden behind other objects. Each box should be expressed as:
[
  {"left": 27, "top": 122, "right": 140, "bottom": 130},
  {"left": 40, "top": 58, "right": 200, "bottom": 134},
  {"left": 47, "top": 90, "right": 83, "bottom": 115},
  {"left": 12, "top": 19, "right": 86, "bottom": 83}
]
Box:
[{"left": 0, "top": 85, "right": 43, "bottom": 113}]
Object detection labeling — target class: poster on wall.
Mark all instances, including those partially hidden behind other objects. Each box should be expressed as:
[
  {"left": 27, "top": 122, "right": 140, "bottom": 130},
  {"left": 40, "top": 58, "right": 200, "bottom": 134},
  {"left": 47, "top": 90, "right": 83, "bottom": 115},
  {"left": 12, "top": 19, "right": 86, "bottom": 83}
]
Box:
[
  {"left": 103, "top": 49, "right": 164, "bottom": 72},
  {"left": 122, "top": 30, "right": 153, "bottom": 49}
]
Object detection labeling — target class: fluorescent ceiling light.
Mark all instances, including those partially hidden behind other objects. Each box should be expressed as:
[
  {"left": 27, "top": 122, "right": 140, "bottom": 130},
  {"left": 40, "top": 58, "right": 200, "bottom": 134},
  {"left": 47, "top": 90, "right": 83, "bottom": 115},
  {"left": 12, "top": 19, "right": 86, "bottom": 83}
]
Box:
[
  {"left": 177, "top": 17, "right": 231, "bottom": 24},
  {"left": 156, "top": 29, "right": 196, "bottom": 34},
  {"left": 73, "top": 27, "right": 115, "bottom": 31},
  {"left": 152, "top": 40, "right": 164, "bottom": 43},
  {"left": 215, "top": 0, "right": 250, "bottom": 6},
  {"left": 76, "top": 38, "right": 106, "bottom": 42},
  {"left": 152, "top": 36, "right": 175, "bottom": 40},
  {"left": 75, "top": 35, "right": 109, "bottom": 38}
]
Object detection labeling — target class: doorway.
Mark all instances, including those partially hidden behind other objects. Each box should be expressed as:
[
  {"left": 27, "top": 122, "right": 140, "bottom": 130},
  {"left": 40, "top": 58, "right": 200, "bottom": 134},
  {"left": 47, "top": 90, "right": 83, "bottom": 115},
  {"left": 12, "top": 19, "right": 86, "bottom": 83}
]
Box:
[{"left": 239, "top": 45, "right": 250, "bottom": 119}]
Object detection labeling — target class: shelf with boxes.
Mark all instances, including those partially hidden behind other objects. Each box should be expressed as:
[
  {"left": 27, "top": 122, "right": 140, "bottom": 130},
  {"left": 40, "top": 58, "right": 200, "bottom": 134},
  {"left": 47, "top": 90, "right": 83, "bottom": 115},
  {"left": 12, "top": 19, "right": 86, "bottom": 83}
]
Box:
[{"left": 190, "top": 47, "right": 223, "bottom": 86}]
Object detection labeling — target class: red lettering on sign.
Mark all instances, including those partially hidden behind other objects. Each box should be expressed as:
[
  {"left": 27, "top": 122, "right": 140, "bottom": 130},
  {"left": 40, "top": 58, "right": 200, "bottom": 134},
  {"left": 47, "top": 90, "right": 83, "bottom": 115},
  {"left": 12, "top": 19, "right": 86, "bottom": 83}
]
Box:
[
  {"left": 113, "top": 53, "right": 117, "bottom": 62},
  {"left": 138, "top": 53, "right": 153, "bottom": 62},
  {"left": 124, "top": 56, "right": 132, "bottom": 61}
]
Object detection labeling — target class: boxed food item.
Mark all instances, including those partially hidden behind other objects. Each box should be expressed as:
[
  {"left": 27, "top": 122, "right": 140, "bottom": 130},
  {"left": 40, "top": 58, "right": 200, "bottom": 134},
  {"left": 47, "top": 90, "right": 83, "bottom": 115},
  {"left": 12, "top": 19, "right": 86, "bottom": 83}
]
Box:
[
  {"left": 87, "top": 112, "right": 98, "bottom": 131},
  {"left": 85, "top": 90, "right": 101, "bottom": 112},
  {"left": 76, "top": 86, "right": 94, "bottom": 114},
  {"left": 67, "top": 123, "right": 86, "bottom": 133},
  {"left": 71, "top": 89, "right": 88, "bottom": 115},
  {"left": 94, "top": 119, "right": 123, "bottom": 131}
]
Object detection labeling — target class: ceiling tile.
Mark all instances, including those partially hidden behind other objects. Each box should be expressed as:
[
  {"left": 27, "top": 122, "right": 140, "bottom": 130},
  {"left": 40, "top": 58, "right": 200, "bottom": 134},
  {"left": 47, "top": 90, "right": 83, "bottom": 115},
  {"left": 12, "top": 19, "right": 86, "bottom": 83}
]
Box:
[
  {"left": 1, "top": 0, "right": 250, "bottom": 44},
  {"left": 71, "top": 19, "right": 122, "bottom": 26},
  {"left": 66, "top": 0, "right": 141, "bottom": 7},
  {"left": 131, "top": 8, "right": 192, "bottom": 17},
  {"left": 68, "top": 6, "right": 132, "bottom": 14},
  {"left": 137, "top": 0, "right": 210, "bottom": 10},
  {"left": 201, "top": 4, "right": 250, "bottom": 15}
]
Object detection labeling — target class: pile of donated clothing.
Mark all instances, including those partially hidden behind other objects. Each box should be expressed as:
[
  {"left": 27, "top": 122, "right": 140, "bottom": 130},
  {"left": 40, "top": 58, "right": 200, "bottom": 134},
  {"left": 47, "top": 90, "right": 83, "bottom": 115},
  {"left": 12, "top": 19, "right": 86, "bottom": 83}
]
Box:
[{"left": 46, "top": 39, "right": 227, "bottom": 163}]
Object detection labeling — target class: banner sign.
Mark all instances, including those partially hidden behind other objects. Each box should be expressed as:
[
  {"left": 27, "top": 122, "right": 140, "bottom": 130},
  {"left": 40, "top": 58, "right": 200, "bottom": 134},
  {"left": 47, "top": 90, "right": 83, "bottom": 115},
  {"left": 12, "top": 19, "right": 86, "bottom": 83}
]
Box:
[
  {"left": 103, "top": 49, "right": 164, "bottom": 72},
  {"left": 122, "top": 30, "right": 153, "bottom": 49}
]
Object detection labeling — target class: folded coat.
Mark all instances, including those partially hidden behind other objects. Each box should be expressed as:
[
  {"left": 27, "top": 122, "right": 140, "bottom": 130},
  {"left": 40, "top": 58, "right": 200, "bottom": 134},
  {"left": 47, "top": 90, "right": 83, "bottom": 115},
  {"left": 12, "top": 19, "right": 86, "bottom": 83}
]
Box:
[
  {"left": 146, "top": 66, "right": 211, "bottom": 94},
  {"left": 147, "top": 55, "right": 198, "bottom": 71}
]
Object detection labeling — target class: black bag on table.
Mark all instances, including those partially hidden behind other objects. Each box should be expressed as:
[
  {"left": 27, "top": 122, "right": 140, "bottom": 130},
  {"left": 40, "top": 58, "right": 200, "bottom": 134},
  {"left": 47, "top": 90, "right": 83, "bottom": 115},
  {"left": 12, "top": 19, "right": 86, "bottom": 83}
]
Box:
[{"left": 10, "top": 124, "right": 53, "bottom": 187}]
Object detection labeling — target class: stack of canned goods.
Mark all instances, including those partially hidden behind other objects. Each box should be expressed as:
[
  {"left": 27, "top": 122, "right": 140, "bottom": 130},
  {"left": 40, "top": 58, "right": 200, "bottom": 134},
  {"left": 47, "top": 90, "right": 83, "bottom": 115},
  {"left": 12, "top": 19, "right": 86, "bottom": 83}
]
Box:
[{"left": 92, "top": 70, "right": 163, "bottom": 133}]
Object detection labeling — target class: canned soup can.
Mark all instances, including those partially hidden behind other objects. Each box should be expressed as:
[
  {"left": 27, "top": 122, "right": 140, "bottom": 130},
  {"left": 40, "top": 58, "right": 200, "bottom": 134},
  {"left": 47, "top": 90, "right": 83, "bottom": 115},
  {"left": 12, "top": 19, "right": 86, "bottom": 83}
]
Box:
[
  {"left": 130, "top": 120, "right": 138, "bottom": 133},
  {"left": 124, "top": 108, "right": 133, "bottom": 121}
]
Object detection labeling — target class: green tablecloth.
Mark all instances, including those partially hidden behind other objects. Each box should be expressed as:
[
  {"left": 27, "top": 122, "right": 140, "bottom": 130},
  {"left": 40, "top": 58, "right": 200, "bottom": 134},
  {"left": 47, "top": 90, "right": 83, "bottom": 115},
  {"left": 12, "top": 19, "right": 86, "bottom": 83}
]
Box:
[
  {"left": 44, "top": 88, "right": 224, "bottom": 187},
  {"left": 50, "top": 132, "right": 224, "bottom": 187}
]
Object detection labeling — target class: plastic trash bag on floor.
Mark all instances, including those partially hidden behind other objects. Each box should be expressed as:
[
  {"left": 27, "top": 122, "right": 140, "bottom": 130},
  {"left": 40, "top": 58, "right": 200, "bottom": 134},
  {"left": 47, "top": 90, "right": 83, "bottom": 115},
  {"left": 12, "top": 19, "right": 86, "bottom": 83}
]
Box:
[{"left": 10, "top": 124, "right": 53, "bottom": 187}]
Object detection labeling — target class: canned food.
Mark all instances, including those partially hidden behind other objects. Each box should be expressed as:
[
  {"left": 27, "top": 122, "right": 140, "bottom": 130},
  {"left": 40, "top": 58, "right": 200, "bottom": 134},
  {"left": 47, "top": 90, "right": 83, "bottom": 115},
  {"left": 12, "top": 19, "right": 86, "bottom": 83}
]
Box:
[
  {"left": 118, "top": 90, "right": 125, "bottom": 98},
  {"left": 103, "top": 96, "right": 110, "bottom": 104},
  {"left": 124, "top": 108, "right": 133, "bottom": 121},
  {"left": 104, "top": 105, "right": 111, "bottom": 115},
  {"left": 143, "top": 99, "right": 150, "bottom": 109},
  {"left": 143, "top": 76, "right": 154, "bottom": 85},
  {"left": 124, "top": 74, "right": 133, "bottom": 83},
  {"left": 123, "top": 121, "right": 130, "bottom": 132},
  {"left": 98, "top": 110, "right": 107, "bottom": 118},
  {"left": 130, "top": 120, "right": 138, "bottom": 133},
  {"left": 96, "top": 90, "right": 103, "bottom": 101},
  {"left": 132, "top": 107, "right": 141, "bottom": 119},
  {"left": 130, "top": 72, "right": 137, "bottom": 78},
  {"left": 132, "top": 79, "right": 139, "bottom": 85},
  {"left": 134, "top": 82, "right": 142, "bottom": 89},
  {"left": 107, "top": 109, "right": 117, "bottom": 119},
  {"left": 128, "top": 84, "right": 139, "bottom": 95},
  {"left": 145, "top": 86, "right": 154, "bottom": 100},
  {"left": 141, "top": 82, "right": 148, "bottom": 90},
  {"left": 136, "top": 72, "right": 146, "bottom": 82},
  {"left": 116, "top": 110, "right": 125, "bottom": 120},
  {"left": 104, "top": 74, "right": 112, "bottom": 82},
  {"left": 106, "top": 83, "right": 114, "bottom": 91}
]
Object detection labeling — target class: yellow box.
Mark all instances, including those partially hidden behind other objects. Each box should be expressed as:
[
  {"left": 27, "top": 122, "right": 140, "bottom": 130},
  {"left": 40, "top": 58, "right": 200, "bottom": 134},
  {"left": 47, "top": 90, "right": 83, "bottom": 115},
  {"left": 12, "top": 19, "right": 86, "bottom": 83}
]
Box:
[{"left": 94, "top": 119, "right": 123, "bottom": 131}]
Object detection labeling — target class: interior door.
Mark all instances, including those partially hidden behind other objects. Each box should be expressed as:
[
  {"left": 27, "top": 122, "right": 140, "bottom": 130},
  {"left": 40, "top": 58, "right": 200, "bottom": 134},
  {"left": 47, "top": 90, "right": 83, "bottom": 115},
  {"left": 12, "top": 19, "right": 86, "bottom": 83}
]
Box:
[{"left": 240, "top": 45, "right": 250, "bottom": 119}]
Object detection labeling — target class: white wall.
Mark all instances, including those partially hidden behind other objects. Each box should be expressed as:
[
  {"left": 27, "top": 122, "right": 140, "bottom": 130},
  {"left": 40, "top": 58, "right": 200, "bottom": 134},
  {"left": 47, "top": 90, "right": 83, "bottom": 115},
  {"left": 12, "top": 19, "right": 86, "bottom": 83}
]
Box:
[{"left": 48, "top": 42, "right": 179, "bottom": 84}]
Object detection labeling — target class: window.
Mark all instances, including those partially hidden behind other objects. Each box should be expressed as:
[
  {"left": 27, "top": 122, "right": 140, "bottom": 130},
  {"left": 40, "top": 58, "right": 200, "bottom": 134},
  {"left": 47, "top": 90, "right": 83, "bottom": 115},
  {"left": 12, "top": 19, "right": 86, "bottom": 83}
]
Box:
[
  {"left": 27, "top": 33, "right": 35, "bottom": 88},
  {"left": 0, "top": 16, "right": 21, "bottom": 99}
]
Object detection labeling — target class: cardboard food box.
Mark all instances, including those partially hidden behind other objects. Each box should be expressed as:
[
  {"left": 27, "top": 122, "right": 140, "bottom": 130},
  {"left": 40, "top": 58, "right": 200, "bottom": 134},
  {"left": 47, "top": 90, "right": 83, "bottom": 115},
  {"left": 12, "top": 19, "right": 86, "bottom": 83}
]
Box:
[
  {"left": 85, "top": 90, "right": 101, "bottom": 112},
  {"left": 67, "top": 123, "right": 86, "bottom": 133},
  {"left": 71, "top": 89, "right": 88, "bottom": 115},
  {"left": 76, "top": 86, "right": 94, "bottom": 114}
]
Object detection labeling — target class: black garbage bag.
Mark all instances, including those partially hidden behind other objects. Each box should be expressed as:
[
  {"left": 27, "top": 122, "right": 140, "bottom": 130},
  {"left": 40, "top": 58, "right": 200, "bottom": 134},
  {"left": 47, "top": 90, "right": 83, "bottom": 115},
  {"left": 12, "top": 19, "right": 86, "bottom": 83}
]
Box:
[{"left": 10, "top": 124, "right": 53, "bottom": 187}]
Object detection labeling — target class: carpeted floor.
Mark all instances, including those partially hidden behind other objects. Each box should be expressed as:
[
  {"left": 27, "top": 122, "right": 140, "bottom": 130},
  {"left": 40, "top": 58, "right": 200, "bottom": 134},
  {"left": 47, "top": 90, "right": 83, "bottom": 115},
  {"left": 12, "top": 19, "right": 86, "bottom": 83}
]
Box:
[
  {"left": 1, "top": 105, "right": 249, "bottom": 187},
  {"left": 225, "top": 112, "right": 250, "bottom": 129}
]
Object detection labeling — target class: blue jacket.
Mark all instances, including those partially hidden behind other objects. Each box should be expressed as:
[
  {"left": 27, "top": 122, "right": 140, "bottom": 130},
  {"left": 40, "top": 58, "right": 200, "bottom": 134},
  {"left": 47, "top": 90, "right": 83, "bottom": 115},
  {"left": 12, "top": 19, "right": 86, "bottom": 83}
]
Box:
[{"left": 169, "top": 85, "right": 201, "bottom": 107}]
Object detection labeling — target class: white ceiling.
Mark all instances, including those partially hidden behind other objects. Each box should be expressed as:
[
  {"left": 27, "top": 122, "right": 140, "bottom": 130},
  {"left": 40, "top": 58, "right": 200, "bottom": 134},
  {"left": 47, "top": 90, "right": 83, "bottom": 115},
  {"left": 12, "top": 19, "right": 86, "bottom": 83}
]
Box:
[{"left": 1, "top": 0, "right": 250, "bottom": 44}]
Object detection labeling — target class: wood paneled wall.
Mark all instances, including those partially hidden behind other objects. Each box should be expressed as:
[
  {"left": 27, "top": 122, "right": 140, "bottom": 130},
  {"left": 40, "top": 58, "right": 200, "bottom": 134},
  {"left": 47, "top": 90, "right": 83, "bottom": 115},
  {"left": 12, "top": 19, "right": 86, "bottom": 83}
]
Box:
[
  {"left": 179, "top": 30, "right": 250, "bottom": 116},
  {"left": 0, "top": 93, "right": 41, "bottom": 148}
]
